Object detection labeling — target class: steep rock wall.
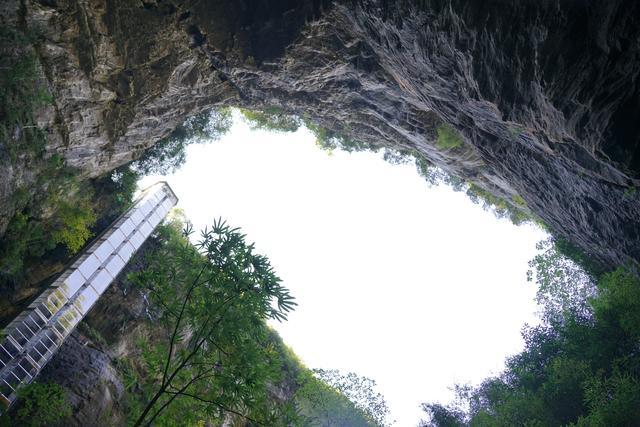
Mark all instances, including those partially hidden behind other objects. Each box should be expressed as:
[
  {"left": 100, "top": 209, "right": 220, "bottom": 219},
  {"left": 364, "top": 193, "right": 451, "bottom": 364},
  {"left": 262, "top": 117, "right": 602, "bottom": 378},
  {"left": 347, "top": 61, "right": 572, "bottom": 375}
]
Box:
[
  {"left": 1, "top": 0, "right": 639, "bottom": 268},
  {"left": 36, "top": 240, "right": 156, "bottom": 425}
]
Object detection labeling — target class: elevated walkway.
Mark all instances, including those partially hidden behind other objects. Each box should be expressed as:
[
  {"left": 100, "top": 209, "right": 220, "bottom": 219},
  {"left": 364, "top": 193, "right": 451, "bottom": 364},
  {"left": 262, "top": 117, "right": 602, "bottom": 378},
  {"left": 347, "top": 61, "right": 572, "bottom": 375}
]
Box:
[{"left": 0, "top": 182, "right": 178, "bottom": 408}]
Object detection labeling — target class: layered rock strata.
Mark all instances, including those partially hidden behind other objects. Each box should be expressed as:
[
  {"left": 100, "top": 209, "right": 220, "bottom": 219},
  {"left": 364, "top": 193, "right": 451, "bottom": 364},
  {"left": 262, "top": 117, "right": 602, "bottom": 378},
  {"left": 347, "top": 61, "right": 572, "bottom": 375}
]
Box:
[{"left": 1, "top": 0, "right": 638, "bottom": 267}]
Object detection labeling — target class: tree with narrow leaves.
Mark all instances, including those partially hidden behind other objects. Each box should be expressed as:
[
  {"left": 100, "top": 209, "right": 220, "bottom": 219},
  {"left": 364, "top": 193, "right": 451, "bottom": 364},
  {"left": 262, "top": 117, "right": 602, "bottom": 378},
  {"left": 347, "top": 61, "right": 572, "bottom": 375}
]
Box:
[{"left": 129, "top": 216, "right": 297, "bottom": 426}]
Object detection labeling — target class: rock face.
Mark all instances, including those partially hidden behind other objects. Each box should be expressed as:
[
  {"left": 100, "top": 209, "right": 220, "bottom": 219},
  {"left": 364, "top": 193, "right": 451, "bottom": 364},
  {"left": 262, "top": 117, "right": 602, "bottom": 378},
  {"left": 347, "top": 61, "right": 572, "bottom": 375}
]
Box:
[
  {"left": 1, "top": 0, "right": 639, "bottom": 268},
  {"left": 37, "top": 277, "right": 148, "bottom": 426},
  {"left": 38, "top": 332, "right": 126, "bottom": 426}
]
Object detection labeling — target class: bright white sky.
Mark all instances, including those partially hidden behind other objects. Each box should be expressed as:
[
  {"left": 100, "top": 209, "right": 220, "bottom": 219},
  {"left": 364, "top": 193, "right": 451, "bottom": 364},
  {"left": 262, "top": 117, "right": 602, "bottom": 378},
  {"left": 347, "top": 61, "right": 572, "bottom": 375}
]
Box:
[{"left": 140, "top": 111, "right": 547, "bottom": 426}]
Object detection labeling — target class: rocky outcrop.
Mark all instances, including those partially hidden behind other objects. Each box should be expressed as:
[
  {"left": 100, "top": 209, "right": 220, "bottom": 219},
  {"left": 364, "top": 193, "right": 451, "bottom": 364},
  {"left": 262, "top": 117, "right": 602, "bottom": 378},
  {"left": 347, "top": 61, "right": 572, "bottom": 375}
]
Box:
[
  {"left": 38, "top": 332, "right": 126, "bottom": 426},
  {"left": 1, "top": 0, "right": 639, "bottom": 268},
  {"left": 37, "top": 276, "right": 148, "bottom": 426}
]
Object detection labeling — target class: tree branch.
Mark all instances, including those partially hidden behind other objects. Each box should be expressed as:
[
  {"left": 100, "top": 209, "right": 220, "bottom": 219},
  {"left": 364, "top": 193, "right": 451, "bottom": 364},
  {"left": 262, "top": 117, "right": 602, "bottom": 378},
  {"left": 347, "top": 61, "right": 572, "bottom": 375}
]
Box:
[
  {"left": 143, "top": 366, "right": 219, "bottom": 426},
  {"left": 133, "top": 295, "right": 237, "bottom": 427},
  {"left": 162, "top": 263, "right": 207, "bottom": 387},
  {"left": 164, "top": 390, "right": 266, "bottom": 426}
]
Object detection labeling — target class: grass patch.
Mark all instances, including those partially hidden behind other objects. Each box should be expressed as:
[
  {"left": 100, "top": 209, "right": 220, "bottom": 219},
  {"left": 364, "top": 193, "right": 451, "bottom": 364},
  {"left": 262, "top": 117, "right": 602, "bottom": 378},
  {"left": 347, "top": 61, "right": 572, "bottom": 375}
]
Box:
[
  {"left": 512, "top": 194, "right": 527, "bottom": 207},
  {"left": 624, "top": 186, "right": 637, "bottom": 198},
  {"left": 435, "top": 124, "right": 463, "bottom": 150}
]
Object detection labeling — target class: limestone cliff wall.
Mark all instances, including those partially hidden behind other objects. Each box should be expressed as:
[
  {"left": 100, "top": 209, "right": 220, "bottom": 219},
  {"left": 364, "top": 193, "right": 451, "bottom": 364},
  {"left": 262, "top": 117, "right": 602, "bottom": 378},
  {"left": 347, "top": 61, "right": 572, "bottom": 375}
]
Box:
[{"left": 1, "top": 0, "right": 639, "bottom": 268}]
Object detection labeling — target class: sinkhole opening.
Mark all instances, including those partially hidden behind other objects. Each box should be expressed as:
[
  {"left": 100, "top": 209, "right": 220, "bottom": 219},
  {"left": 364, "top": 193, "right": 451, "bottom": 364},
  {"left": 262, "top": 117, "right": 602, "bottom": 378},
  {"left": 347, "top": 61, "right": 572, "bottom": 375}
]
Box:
[{"left": 134, "top": 107, "right": 548, "bottom": 424}]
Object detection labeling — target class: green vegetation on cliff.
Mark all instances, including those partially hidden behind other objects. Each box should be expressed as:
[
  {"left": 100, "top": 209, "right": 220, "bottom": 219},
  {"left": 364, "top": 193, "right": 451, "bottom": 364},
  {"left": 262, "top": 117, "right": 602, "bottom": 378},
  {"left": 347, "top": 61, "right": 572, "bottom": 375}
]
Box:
[
  {"left": 0, "top": 170, "right": 98, "bottom": 283},
  {"left": 297, "top": 369, "right": 392, "bottom": 426},
  {"left": 239, "top": 107, "right": 303, "bottom": 133},
  {"left": 113, "top": 212, "right": 387, "bottom": 426},
  {"left": 0, "top": 28, "right": 132, "bottom": 305},
  {"left": 0, "top": 382, "right": 71, "bottom": 427},
  {"left": 126, "top": 214, "right": 296, "bottom": 426},
  {"left": 420, "top": 239, "right": 640, "bottom": 426},
  {"left": 132, "top": 109, "right": 232, "bottom": 176},
  {"left": 0, "top": 28, "right": 99, "bottom": 285},
  {"left": 435, "top": 124, "right": 463, "bottom": 150},
  {"left": 239, "top": 107, "right": 532, "bottom": 226},
  {"left": 0, "top": 161, "right": 140, "bottom": 325},
  {"left": 0, "top": 66, "right": 231, "bottom": 317}
]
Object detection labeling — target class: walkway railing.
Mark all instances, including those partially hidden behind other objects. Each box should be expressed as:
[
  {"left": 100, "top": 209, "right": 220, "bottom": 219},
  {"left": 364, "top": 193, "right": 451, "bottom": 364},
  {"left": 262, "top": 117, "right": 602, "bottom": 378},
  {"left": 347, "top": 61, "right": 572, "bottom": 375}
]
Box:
[{"left": 0, "top": 182, "right": 178, "bottom": 408}]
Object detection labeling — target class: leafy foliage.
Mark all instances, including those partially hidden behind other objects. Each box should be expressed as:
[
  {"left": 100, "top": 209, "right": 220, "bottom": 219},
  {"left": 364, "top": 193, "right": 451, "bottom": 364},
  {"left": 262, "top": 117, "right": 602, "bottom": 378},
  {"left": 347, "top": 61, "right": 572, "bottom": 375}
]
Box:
[
  {"left": 239, "top": 107, "right": 302, "bottom": 133},
  {"left": 309, "top": 369, "right": 393, "bottom": 426},
  {"left": 92, "top": 165, "right": 141, "bottom": 222},
  {"left": 554, "top": 237, "right": 605, "bottom": 279},
  {"left": 577, "top": 372, "right": 640, "bottom": 426},
  {"left": 50, "top": 193, "right": 97, "bottom": 253},
  {"left": 304, "top": 120, "right": 376, "bottom": 154},
  {"left": 0, "top": 27, "right": 104, "bottom": 286},
  {"left": 419, "top": 403, "right": 465, "bottom": 427},
  {"left": 464, "top": 184, "right": 532, "bottom": 225},
  {"left": 127, "top": 217, "right": 297, "bottom": 426},
  {"left": 0, "top": 382, "right": 72, "bottom": 427},
  {"left": 415, "top": 157, "right": 532, "bottom": 225},
  {"left": 296, "top": 370, "right": 381, "bottom": 427},
  {"left": 238, "top": 107, "right": 376, "bottom": 153},
  {"left": 239, "top": 106, "right": 531, "bottom": 225},
  {"left": 0, "top": 176, "right": 97, "bottom": 281},
  {"left": 527, "top": 237, "right": 597, "bottom": 324},
  {"left": 133, "top": 108, "right": 232, "bottom": 176},
  {"left": 420, "top": 243, "right": 640, "bottom": 426},
  {"left": 0, "top": 212, "right": 48, "bottom": 279}
]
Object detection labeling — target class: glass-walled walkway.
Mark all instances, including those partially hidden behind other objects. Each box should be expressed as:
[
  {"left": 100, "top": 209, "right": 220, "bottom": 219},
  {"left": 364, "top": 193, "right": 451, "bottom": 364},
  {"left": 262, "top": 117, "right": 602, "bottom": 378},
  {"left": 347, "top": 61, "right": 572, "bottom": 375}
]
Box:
[{"left": 0, "top": 182, "right": 177, "bottom": 408}]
